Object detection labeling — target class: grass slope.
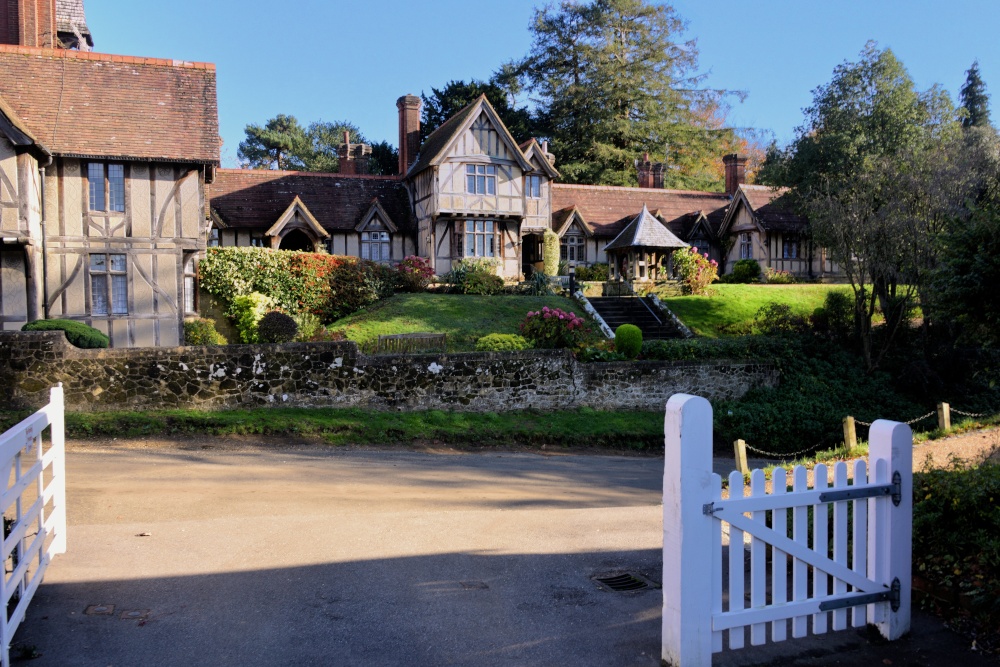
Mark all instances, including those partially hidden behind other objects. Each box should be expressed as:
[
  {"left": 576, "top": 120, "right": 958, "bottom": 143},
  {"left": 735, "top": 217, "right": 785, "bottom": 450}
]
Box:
[
  {"left": 660, "top": 284, "right": 850, "bottom": 337},
  {"left": 331, "top": 293, "right": 589, "bottom": 351}
]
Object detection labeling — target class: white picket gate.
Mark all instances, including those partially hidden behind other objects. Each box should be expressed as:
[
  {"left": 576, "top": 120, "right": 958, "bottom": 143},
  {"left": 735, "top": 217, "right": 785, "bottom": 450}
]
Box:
[
  {"left": 0, "top": 385, "right": 67, "bottom": 667},
  {"left": 662, "top": 394, "right": 912, "bottom": 666}
]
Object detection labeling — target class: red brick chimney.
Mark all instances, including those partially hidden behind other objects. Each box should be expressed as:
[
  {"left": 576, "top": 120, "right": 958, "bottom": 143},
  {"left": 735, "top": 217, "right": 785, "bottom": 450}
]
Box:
[
  {"left": 338, "top": 130, "right": 372, "bottom": 176},
  {"left": 1, "top": 0, "right": 57, "bottom": 47},
  {"left": 723, "top": 153, "right": 747, "bottom": 195},
  {"left": 637, "top": 152, "right": 653, "bottom": 188},
  {"left": 397, "top": 94, "right": 422, "bottom": 176}
]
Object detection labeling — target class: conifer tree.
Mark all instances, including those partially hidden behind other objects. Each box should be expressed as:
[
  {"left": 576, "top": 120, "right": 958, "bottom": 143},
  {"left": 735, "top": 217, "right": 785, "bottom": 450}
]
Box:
[
  {"left": 237, "top": 114, "right": 310, "bottom": 170},
  {"left": 959, "top": 60, "right": 991, "bottom": 128},
  {"left": 523, "top": 0, "right": 741, "bottom": 189}
]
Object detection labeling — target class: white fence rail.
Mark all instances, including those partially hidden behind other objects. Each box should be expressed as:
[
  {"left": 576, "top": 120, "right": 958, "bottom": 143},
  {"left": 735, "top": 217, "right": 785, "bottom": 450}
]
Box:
[
  {"left": 662, "top": 394, "right": 911, "bottom": 666},
  {"left": 0, "top": 385, "right": 66, "bottom": 667}
]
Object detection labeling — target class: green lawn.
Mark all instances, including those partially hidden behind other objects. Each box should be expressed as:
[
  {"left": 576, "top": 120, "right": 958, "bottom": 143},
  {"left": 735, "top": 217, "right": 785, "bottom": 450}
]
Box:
[
  {"left": 659, "top": 284, "right": 851, "bottom": 337},
  {"left": 330, "top": 293, "right": 589, "bottom": 351}
]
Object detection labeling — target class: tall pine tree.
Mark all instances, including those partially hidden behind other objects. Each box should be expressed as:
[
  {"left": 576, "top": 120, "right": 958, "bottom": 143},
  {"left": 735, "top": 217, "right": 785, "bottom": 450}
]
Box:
[
  {"left": 959, "top": 60, "right": 991, "bottom": 128},
  {"left": 523, "top": 0, "right": 741, "bottom": 188}
]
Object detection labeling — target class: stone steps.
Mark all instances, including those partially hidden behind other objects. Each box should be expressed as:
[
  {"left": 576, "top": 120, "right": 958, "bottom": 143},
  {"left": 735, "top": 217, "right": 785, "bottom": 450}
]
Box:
[{"left": 588, "top": 297, "right": 682, "bottom": 340}]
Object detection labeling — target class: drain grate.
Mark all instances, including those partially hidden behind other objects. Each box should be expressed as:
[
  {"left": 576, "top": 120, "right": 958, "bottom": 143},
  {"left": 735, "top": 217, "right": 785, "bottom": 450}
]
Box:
[{"left": 594, "top": 573, "right": 650, "bottom": 592}]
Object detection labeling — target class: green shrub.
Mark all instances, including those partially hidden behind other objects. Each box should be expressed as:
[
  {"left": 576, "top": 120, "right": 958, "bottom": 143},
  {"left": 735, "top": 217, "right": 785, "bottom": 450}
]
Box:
[
  {"left": 575, "top": 263, "right": 609, "bottom": 282},
  {"left": 257, "top": 310, "right": 299, "bottom": 343},
  {"left": 228, "top": 292, "right": 274, "bottom": 343},
  {"left": 729, "top": 259, "right": 762, "bottom": 283},
  {"left": 520, "top": 306, "right": 589, "bottom": 349},
  {"left": 762, "top": 267, "right": 795, "bottom": 284},
  {"left": 672, "top": 246, "right": 718, "bottom": 295},
  {"left": 183, "top": 318, "right": 227, "bottom": 345},
  {"left": 614, "top": 324, "right": 643, "bottom": 359},
  {"left": 543, "top": 229, "right": 560, "bottom": 276},
  {"left": 913, "top": 459, "right": 1000, "bottom": 626},
  {"left": 464, "top": 271, "right": 504, "bottom": 295},
  {"left": 811, "top": 290, "right": 854, "bottom": 339},
  {"left": 521, "top": 271, "right": 556, "bottom": 296},
  {"left": 441, "top": 258, "right": 503, "bottom": 295},
  {"left": 475, "top": 333, "right": 532, "bottom": 352},
  {"left": 754, "top": 302, "right": 808, "bottom": 335},
  {"left": 199, "top": 247, "right": 347, "bottom": 318},
  {"left": 327, "top": 258, "right": 397, "bottom": 320},
  {"left": 21, "top": 319, "right": 109, "bottom": 349}
]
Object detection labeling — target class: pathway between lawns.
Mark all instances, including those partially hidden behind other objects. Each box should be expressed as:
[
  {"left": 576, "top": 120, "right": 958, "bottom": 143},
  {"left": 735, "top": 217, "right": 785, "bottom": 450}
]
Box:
[{"left": 10, "top": 436, "right": 995, "bottom": 667}]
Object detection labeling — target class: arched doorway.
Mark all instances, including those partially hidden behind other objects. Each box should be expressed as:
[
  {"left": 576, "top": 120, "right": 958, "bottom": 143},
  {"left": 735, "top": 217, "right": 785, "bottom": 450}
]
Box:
[{"left": 279, "top": 230, "right": 314, "bottom": 252}]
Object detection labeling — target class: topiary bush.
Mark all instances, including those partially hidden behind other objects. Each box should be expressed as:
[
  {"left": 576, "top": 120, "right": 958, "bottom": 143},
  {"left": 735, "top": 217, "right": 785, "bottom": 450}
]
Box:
[
  {"left": 228, "top": 292, "right": 275, "bottom": 343},
  {"left": 475, "top": 333, "right": 532, "bottom": 352},
  {"left": 729, "top": 259, "right": 761, "bottom": 283},
  {"left": 614, "top": 324, "right": 643, "bottom": 359},
  {"left": 542, "top": 229, "right": 560, "bottom": 276},
  {"left": 183, "top": 318, "right": 227, "bottom": 345},
  {"left": 21, "top": 319, "right": 109, "bottom": 349},
  {"left": 257, "top": 310, "right": 299, "bottom": 343}
]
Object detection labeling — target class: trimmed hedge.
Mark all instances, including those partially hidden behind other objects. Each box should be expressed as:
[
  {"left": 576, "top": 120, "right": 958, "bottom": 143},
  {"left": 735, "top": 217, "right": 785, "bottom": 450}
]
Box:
[
  {"left": 614, "top": 324, "right": 643, "bottom": 359},
  {"left": 22, "top": 319, "right": 109, "bottom": 349},
  {"left": 476, "top": 333, "right": 532, "bottom": 352},
  {"left": 183, "top": 318, "right": 227, "bottom": 345},
  {"left": 257, "top": 311, "right": 298, "bottom": 344}
]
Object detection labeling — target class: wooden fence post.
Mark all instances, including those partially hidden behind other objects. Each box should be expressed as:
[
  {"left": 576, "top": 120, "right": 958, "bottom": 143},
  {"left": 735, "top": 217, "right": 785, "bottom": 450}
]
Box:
[
  {"left": 867, "top": 420, "right": 912, "bottom": 641},
  {"left": 734, "top": 439, "right": 749, "bottom": 475},
  {"left": 843, "top": 416, "right": 857, "bottom": 450},
  {"left": 937, "top": 402, "right": 951, "bottom": 431},
  {"left": 662, "top": 394, "right": 714, "bottom": 666}
]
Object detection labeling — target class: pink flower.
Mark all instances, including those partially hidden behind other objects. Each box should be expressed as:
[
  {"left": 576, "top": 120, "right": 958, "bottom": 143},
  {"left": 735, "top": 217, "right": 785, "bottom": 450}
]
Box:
[{"left": 692, "top": 246, "right": 699, "bottom": 253}]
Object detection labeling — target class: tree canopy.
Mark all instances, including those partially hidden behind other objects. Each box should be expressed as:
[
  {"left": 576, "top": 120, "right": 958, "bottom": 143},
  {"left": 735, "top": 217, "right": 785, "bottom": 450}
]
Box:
[
  {"left": 420, "top": 78, "right": 534, "bottom": 145},
  {"left": 521, "top": 0, "right": 742, "bottom": 188}
]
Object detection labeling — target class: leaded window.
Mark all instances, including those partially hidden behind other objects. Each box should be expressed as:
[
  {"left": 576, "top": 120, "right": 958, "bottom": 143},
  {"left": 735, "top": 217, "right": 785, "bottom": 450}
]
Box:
[
  {"left": 526, "top": 175, "right": 542, "bottom": 198},
  {"left": 466, "top": 164, "right": 496, "bottom": 195},
  {"left": 739, "top": 233, "right": 753, "bottom": 260},
  {"left": 90, "top": 253, "right": 127, "bottom": 315},
  {"left": 361, "top": 231, "right": 391, "bottom": 261},
  {"left": 560, "top": 235, "right": 585, "bottom": 262},
  {"left": 87, "top": 163, "right": 125, "bottom": 212},
  {"left": 183, "top": 254, "right": 198, "bottom": 314},
  {"left": 783, "top": 238, "right": 800, "bottom": 259},
  {"left": 463, "top": 220, "right": 496, "bottom": 258}
]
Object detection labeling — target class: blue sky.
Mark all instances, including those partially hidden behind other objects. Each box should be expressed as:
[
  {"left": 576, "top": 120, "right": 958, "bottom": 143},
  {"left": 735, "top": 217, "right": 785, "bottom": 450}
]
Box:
[{"left": 85, "top": 1, "right": 998, "bottom": 168}]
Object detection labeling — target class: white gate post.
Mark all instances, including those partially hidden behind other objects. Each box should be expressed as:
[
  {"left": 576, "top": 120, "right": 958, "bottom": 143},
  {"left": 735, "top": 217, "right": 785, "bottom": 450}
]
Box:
[
  {"left": 49, "top": 384, "right": 67, "bottom": 555},
  {"left": 662, "top": 394, "right": 714, "bottom": 666},
  {"left": 867, "top": 419, "right": 912, "bottom": 640}
]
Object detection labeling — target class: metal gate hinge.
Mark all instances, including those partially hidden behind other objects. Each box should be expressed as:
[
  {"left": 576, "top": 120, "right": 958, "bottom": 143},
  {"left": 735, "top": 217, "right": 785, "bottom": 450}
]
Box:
[
  {"left": 890, "top": 577, "right": 901, "bottom": 612},
  {"left": 891, "top": 471, "right": 902, "bottom": 506},
  {"left": 702, "top": 502, "right": 716, "bottom": 516}
]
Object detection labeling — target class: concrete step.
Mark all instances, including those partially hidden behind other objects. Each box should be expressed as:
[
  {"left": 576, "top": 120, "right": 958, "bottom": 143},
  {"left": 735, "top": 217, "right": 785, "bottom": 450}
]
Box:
[{"left": 587, "top": 297, "right": 683, "bottom": 340}]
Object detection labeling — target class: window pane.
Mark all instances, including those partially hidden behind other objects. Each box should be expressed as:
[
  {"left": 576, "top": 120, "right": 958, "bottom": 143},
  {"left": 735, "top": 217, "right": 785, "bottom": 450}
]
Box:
[
  {"left": 561, "top": 245, "right": 567, "bottom": 260},
  {"left": 466, "top": 234, "right": 474, "bottom": 256},
  {"left": 88, "top": 163, "right": 105, "bottom": 211},
  {"left": 486, "top": 165, "right": 495, "bottom": 175},
  {"left": 476, "top": 234, "right": 484, "bottom": 257},
  {"left": 487, "top": 176, "right": 495, "bottom": 196},
  {"left": 371, "top": 243, "right": 380, "bottom": 261},
  {"left": 362, "top": 232, "right": 369, "bottom": 240},
  {"left": 467, "top": 165, "right": 475, "bottom": 175},
  {"left": 485, "top": 221, "right": 493, "bottom": 233},
  {"left": 90, "top": 254, "right": 106, "bottom": 272},
  {"left": 108, "top": 164, "right": 125, "bottom": 212},
  {"left": 487, "top": 236, "right": 494, "bottom": 257},
  {"left": 382, "top": 243, "right": 390, "bottom": 259},
  {"left": 467, "top": 175, "right": 476, "bottom": 193},
  {"left": 92, "top": 276, "right": 108, "bottom": 314},
  {"left": 477, "top": 176, "right": 485, "bottom": 193},
  {"left": 361, "top": 242, "right": 369, "bottom": 260},
  {"left": 111, "top": 274, "right": 128, "bottom": 314},
  {"left": 466, "top": 221, "right": 474, "bottom": 232},
  {"left": 110, "top": 254, "right": 126, "bottom": 272},
  {"left": 184, "top": 275, "right": 195, "bottom": 313}
]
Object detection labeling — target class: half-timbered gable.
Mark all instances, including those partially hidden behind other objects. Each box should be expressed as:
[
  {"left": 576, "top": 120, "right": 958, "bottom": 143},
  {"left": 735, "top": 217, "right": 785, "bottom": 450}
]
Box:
[
  {"left": 406, "top": 94, "right": 537, "bottom": 278},
  {"left": 718, "top": 184, "right": 835, "bottom": 278},
  {"left": 0, "top": 45, "right": 219, "bottom": 347},
  {"left": 209, "top": 170, "right": 416, "bottom": 262}
]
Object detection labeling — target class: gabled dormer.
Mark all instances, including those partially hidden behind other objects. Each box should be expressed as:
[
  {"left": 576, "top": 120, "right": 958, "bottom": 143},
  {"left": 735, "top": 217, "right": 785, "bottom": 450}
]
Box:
[
  {"left": 355, "top": 198, "right": 399, "bottom": 262},
  {"left": 405, "top": 94, "right": 534, "bottom": 220},
  {"left": 520, "top": 138, "right": 559, "bottom": 230},
  {"left": 265, "top": 196, "right": 329, "bottom": 252}
]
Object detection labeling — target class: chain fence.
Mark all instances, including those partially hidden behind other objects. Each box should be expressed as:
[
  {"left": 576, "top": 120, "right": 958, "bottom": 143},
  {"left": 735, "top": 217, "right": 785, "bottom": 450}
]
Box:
[{"left": 737, "top": 403, "right": 996, "bottom": 460}]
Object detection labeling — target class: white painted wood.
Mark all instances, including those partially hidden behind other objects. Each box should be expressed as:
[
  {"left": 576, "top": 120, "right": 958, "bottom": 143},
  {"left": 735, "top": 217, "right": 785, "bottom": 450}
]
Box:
[
  {"left": 749, "top": 469, "right": 766, "bottom": 646},
  {"left": 867, "top": 457, "right": 889, "bottom": 625},
  {"left": 709, "top": 481, "right": 892, "bottom": 513},
  {"left": 851, "top": 459, "right": 868, "bottom": 628},
  {"left": 711, "top": 473, "right": 723, "bottom": 653},
  {"left": 792, "top": 465, "right": 809, "bottom": 638},
  {"left": 812, "top": 464, "right": 829, "bottom": 635},
  {"left": 727, "top": 470, "right": 745, "bottom": 650},
  {"left": 771, "top": 467, "right": 787, "bottom": 642},
  {"left": 661, "top": 394, "right": 715, "bottom": 666},
  {"left": 713, "top": 589, "right": 884, "bottom": 631},
  {"left": 868, "top": 420, "right": 912, "bottom": 640},
  {"left": 0, "top": 385, "right": 66, "bottom": 667},
  {"left": 832, "top": 462, "right": 849, "bottom": 631}
]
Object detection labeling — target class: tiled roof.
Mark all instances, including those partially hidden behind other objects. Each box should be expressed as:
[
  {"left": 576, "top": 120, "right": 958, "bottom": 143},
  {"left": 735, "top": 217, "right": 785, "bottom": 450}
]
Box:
[
  {"left": 56, "top": 0, "right": 91, "bottom": 45},
  {"left": 406, "top": 96, "right": 482, "bottom": 177},
  {"left": 0, "top": 93, "right": 45, "bottom": 150},
  {"left": 0, "top": 45, "right": 219, "bottom": 164},
  {"left": 605, "top": 204, "right": 688, "bottom": 252},
  {"left": 552, "top": 183, "right": 731, "bottom": 240},
  {"left": 209, "top": 170, "right": 415, "bottom": 234},
  {"left": 739, "top": 184, "right": 807, "bottom": 232}
]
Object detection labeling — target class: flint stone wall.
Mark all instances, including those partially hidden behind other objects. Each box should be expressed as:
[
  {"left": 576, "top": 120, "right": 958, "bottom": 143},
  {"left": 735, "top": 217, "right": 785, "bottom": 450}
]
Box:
[{"left": 0, "top": 331, "right": 779, "bottom": 412}]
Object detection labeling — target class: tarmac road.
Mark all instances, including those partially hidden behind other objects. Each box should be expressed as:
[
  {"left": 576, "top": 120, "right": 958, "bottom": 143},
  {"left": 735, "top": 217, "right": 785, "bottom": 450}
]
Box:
[{"left": 10, "top": 438, "right": 995, "bottom": 666}]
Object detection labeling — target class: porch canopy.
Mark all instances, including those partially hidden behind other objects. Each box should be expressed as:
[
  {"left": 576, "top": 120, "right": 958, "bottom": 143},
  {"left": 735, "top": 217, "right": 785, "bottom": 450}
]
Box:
[{"left": 605, "top": 204, "right": 688, "bottom": 281}]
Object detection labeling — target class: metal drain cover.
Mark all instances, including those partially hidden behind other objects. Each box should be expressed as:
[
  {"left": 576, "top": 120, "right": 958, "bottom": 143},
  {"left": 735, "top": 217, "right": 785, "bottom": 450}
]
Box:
[{"left": 594, "top": 573, "right": 652, "bottom": 592}]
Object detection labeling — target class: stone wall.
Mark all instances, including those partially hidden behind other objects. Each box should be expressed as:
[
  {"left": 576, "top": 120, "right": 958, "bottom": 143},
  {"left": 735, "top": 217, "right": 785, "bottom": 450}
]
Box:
[{"left": 0, "top": 331, "right": 779, "bottom": 412}]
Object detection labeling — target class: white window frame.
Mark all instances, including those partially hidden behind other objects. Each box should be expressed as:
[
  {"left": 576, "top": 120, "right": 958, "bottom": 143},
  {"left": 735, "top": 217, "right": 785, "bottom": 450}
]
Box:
[
  {"left": 183, "top": 254, "right": 198, "bottom": 314},
  {"left": 526, "top": 174, "right": 542, "bottom": 199},
  {"left": 739, "top": 232, "right": 753, "bottom": 260},
  {"left": 361, "top": 231, "right": 391, "bottom": 261},
  {"left": 463, "top": 220, "right": 497, "bottom": 258},
  {"left": 90, "top": 253, "right": 128, "bottom": 316},
  {"left": 466, "top": 164, "right": 497, "bottom": 195},
  {"left": 560, "top": 235, "right": 585, "bottom": 263}
]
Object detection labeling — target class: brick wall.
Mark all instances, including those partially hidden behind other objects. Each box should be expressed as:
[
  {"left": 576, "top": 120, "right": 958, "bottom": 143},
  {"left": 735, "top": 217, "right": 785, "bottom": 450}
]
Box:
[{"left": 0, "top": 331, "right": 779, "bottom": 412}]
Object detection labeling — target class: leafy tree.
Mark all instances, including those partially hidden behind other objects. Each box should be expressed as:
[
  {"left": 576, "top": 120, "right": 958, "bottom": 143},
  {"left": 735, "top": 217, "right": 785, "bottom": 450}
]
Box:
[
  {"left": 303, "top": 120, "right": 366, "bottom": 172},
  {"left": 368, "top": 140, "right": 399, "bottom": 176},
  {"left": 522, "top": 0, "right": 742, "bottom": 188},
  {"left": 959, "top": 60, "right": 991, "bottom": 129},
  {"left": 420, "top": 78, "right": 534, "bottom": 144},
  {"left": 237, "top": 114, "right": 310, "bottom": 170},
  {"left": 771, "top": 42, "right": 981, "bottom": 371}
]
